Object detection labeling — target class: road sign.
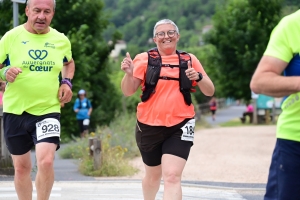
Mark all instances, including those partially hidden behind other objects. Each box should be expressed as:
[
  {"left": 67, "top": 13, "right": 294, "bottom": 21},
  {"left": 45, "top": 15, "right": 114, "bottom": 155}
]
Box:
[{"left": 256, "top": 94, "right": 282, "bottom": 109}]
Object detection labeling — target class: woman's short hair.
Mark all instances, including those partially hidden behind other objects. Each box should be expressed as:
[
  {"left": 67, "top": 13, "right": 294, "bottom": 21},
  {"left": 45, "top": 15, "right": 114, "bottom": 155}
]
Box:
[{"left": 153, "top": 19, "right": 179, "bottom": 37}]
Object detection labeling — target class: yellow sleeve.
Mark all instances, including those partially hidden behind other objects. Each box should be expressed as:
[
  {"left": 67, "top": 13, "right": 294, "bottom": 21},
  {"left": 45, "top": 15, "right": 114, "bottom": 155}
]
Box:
[{"left": 264, "top": 18, "right": 293, "bottom": 62}]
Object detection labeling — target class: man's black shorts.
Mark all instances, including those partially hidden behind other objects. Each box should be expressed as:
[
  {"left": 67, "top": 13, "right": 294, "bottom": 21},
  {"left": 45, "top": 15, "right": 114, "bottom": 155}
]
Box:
[
  {"left": 135, "top": 118, "right": 194, "bottom": 166},
  {"left": 4, "top": 112, "right": 61, "bottom": 155}
]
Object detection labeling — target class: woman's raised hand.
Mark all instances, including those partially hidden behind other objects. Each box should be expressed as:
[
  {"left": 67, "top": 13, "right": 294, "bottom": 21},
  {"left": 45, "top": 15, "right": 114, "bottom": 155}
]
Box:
[{"left": 121, "top": 52, "right": 134, "bottom": 76}]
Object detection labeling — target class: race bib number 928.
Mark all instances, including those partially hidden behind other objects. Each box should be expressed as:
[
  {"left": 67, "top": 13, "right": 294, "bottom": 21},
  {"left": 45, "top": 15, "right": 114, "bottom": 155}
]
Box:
[{"left": 36, "top": 118, "right": 60, "bottom": 141}]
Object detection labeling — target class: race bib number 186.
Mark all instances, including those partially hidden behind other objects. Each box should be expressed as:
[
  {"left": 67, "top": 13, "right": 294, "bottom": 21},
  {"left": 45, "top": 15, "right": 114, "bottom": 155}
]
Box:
[
  {"left": 180, "top": 119, "right": 195, "bottom": 142},
  {"left": 36, "top": 118, "right": 60, "bottom": 141}
]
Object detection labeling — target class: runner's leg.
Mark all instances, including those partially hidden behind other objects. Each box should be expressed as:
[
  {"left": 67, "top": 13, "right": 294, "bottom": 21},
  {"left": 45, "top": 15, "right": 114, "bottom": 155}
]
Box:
[
  {"left": 11, "top": 151, "right": 33, "bottom": 200},
  {"left": 35, "top": 142, "right": 57, "bottom": 200},
  {"left": 162, "top": 154, "right": 186, "bottom": 200},
  {"left": 142, "top": 164, "right": 162, "bottom": 200}
]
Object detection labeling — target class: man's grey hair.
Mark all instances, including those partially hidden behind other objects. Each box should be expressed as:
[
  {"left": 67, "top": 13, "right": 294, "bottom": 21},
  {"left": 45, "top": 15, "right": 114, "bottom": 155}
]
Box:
[
  {"left": 27, "top": 0, "right": 56, "bottom": 10},
  {"left": 153, "top": 19, "right": 179, "bottom": 37}
]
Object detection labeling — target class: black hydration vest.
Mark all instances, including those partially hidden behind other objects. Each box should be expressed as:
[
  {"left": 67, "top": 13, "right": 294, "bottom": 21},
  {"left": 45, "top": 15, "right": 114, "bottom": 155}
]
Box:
[{"left": 141, "top": 47, "right": 193, "bottom": 106}]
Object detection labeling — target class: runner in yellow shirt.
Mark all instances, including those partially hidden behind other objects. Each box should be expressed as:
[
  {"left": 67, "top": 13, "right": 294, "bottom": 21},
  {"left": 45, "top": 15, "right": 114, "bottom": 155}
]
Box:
[
  {"left": 0, "top": 0, "right": 75, "bottom": 199},
  {"left": 251, "top": 9, "right": 300, "bottom": 200}
]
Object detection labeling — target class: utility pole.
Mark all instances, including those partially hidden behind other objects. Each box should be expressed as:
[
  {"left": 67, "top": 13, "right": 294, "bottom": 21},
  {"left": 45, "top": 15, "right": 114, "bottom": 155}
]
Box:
[
  {"left": 13, "top": 1, "right": 19, "bottom": 27},
  {"left": 251, "top": 91, "right": 259, "bottom": 124},
  {"left": 12, "top": 0, "right": 26, "bottom": 27}
]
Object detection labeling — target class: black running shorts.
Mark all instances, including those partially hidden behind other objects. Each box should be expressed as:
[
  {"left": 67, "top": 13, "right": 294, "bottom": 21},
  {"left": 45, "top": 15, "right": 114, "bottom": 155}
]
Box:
[
  {"left": 3, "top": 112, "right": 61, "bottom": 155},
  {"left": 135, "top": 118, "right": 194, "bottom": 166}
]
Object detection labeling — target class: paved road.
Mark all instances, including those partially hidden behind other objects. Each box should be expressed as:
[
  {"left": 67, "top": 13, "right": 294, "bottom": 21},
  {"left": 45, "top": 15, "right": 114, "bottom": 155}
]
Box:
[
  {"left": 0, "top": 105, "right": 266, "bottom": 200},
  {"left": 205, "top": 105, "right": 245, "bottom": 126},
  {"left": 0, "top": 180, "right": 264, "bottom": 200}
]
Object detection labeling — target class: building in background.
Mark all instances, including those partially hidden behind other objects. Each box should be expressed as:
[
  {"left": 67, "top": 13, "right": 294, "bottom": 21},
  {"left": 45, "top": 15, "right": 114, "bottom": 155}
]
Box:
[{"left": 110, "top": 40, "right": 127, "bottom": 59}]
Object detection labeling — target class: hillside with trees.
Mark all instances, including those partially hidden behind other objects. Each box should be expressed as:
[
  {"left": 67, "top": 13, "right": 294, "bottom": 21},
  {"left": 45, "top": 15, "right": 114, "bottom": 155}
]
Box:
[
  {"left": 102, "top": 0, "right": 226, "bottom": 55},
  {"left": 103, "top": 0, "right": 299, "bottom": 102}
]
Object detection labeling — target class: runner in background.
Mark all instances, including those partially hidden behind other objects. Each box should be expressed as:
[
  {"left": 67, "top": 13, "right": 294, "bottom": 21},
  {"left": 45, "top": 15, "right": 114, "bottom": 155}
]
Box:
[
  {"left": 209, "top": 96, "right": 217, "bottom": 121},
  {"left": 73, "top": 89, "right": 92, "bottom": 138}
]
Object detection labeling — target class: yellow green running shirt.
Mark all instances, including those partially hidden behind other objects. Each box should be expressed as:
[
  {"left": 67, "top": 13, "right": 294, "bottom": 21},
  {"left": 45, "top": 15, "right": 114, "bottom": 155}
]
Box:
[
  {"left": 264, "top": 10, "right": 300, "bottom": 142},
  {"left": 0, "top": 25, "right": 72, "bottom": 115}
]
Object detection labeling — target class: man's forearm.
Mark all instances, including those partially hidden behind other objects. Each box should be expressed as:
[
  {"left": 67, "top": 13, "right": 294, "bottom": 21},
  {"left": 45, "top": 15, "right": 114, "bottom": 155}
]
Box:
[
  {"left": 251, "top": 73, "right": 300, "bottom": 97},
  {"left": 62, "top": 59, "right": 75, "bottom": 79}
]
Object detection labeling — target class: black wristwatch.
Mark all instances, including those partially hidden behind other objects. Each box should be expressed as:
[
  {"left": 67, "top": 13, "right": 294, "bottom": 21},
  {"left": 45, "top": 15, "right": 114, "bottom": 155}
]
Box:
[{"left": 196, "top": 72, "right": 203, "bottom": 82}]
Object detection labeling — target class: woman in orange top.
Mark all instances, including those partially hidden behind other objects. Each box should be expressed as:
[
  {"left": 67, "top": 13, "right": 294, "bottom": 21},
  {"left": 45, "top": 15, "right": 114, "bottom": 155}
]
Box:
[{"left": 121, "top": 19, "right": 215, "bottom": 200}]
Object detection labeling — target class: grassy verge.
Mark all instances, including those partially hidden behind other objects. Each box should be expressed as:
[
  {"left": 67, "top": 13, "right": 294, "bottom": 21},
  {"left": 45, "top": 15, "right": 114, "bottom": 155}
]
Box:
[
  {"left": 219, "top": 117, "right": 277, "bottom": 127},
  {"left": 59, "top": 112, "right": 139, "bottom": 177},
  {"left": 78, "top": 132, "right": 138, "bottom": 176},
  {"left": 195, "top": 115, "right": 212, "bottom": 130},
  {"left": 219, "top": 118, "right": 252, "bottom": 127}
]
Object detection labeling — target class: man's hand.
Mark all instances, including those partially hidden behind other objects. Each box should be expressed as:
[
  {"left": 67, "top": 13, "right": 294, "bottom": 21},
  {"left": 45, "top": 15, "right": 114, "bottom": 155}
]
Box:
[
  {"left": 6, "top": 67, "right": 22, "bottom": 82},
  {"left": 58, "top": 84, "right": 73, "bottom": 103}
]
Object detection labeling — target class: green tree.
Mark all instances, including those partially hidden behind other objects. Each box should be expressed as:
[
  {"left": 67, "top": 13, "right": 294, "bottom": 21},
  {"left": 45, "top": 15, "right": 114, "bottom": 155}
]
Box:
[
  {"left": 52, "top": 0, "right": 122, "bottom": 138},
  {"left": 285, "top": 0, "right": 300, "bottom": 6},
  {"left": 0, "top": 1, "right": 12, "bottom": 37},
  {"left": 205, "top": 0, "right": 282, "bottom": 100},
  {"left": 282, "top": 0, "right": 299, "bottom": 15}
]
